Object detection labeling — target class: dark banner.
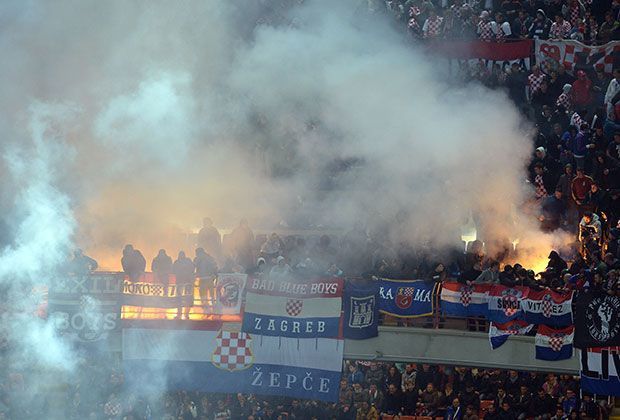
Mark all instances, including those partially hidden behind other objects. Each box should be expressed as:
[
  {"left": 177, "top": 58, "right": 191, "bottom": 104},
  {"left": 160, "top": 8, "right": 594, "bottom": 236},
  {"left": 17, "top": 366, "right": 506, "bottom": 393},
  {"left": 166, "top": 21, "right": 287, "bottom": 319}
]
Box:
[
  {"left": 573, "top": 292, "right": 620, "bottom": 349},
  {"left": 378, "top": 279, "right": 437, "bottom": 318},
  {"left": 343, "top": 281, "right": 379, "bottom": 340},
  {"left": 48, "top": 273, "right": 122, "bottom": 343}
]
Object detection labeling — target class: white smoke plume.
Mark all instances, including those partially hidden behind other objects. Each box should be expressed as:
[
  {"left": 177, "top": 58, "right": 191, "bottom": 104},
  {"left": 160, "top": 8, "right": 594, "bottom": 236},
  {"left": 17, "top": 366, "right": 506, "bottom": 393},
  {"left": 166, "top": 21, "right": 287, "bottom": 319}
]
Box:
[{"left": 0, "top": 0, "right": 552, "bottom": 414}]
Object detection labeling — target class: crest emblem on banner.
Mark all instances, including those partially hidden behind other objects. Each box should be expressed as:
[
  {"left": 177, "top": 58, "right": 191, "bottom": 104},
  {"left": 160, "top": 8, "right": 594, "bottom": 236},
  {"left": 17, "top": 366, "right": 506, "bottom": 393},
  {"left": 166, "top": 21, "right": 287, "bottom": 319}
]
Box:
[
  {"left": 500, "top": 289, "right": 521, "bottom": 317},
  {"left": 285, "top": 299, "right": 303, "bottom": 316},
  {"left": 460, "top": 285, "right": 473, "bottom": 307},
  {"left": 396, "top": 287, "right": 415, "bottom": 310},
  {"left": 211, "top": 330, "right": 253, "bottom": 371},
  {"left": 548, "top": 334, "right": 564, "bottom": 352},
  {"left": 542, "top": 294, "right": 553, "bottom": 318},
  {"left": 349, "top": 296, "right": 375, "bottom": 329},
  {"left": 585, "top": 295, "right": 620, "bottom": 342},
  {"left": 216, "top": 276, "right": 242, "bottom": 308}
]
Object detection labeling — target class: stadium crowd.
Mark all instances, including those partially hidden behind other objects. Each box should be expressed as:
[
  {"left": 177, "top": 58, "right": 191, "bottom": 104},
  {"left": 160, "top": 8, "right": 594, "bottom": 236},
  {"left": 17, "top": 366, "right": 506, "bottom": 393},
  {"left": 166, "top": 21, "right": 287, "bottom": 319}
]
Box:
[
  {"left": 1, "top": 357, "right": 610, "bottom": 420},
  {"left": 379, "top": 0, "right": 620, "bottom": 43}
]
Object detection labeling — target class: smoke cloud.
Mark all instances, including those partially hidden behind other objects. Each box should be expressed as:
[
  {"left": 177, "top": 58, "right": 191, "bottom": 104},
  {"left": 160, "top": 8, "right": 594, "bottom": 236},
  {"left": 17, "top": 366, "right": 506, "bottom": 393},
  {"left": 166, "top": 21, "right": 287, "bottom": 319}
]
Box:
[{"left": 0, "top": 0, "right": 552, "bottom": 414}]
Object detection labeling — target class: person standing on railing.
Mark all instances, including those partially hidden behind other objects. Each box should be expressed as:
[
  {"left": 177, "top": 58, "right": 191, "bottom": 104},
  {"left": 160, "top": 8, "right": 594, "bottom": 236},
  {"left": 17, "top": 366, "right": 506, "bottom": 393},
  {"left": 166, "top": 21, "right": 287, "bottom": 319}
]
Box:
[
  {"left": 173, "top": 251, "right": 195, "bottom": 320},
  {"left": 151, "top": 249, "right": 172, "bottom": 296},
  {"left": 121, "top": 244, "right": 146, "bottom": 282},
  {"left": 68, "top": 249, "right": 98, "bottom": 275},
  {"left": 194, "top": 247, "right": 218, "bottom": 307}
]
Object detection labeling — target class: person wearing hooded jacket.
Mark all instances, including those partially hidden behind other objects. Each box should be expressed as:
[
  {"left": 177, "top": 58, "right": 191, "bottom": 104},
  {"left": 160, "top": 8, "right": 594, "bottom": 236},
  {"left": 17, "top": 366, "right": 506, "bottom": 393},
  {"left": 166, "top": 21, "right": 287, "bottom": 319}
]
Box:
[
  {"left": 547, "top": 251, "right": 568, "bottom": 272},
  {"left": 528, "top": 9, "right": 551, "bottom": 39}
]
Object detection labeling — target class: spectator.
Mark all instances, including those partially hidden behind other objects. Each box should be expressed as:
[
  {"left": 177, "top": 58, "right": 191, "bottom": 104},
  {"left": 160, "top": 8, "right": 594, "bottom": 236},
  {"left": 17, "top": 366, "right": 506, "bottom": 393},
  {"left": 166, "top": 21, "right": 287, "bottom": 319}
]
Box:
[
  {"left": 420, "top": 383, "right": 440, "bottom": 415},
  {"left": 367, "top": 383, "right": 384, "bottom": 411},
  {"left": 269, "top": 255, "right": 292, "bottom": 281},
  {"left": 445, "top": 398, "right": 463, "bottom": 420},
  {"left": 402, "top": 380, "right": 418, "bottom": 415},
  {"left": 549, "top": 14, "right": 572, "bottom": 39},
  {"left": 151, "top": 249, "right": 172, "bottom": 294},
  {"left": 572, "top": 70, "right": 593, "bottom": 111},
  {"left": 194, "top": 247, "right": 218, "bottom": 306},
  {"left": 401, "top": 364, "right": 416, "bottom": 391},
  {"left": 121, "top": 244, "right": 146, "bottom": 282},
  {"left": 423, "top": 8, "right": 444, "bottom": 39},
  {"left": 68, "top": 249, "right": 98, "bottom": 275},
  {"left": 571, "top": 166, "right": 595, "bottom": 212},
  {"left": 173, "top": 251, "right": 195, "bottom": 320},
  {"left": 229, "top": 219, "right": 255, "bottom": 270},
  {"left": 196, "top": 217, "right": 221, "bottom": 262},
  {"left": 598, "top": 11, "right": 620, "bottom": 43},
  {"left": 528, "top": 66, "right": 546, "bottom": 100},
  {"left": 365, "top": 363, "right": 385, "bottom": 388},
  {"left": 383, "top": 383, "right": 403, "bottom": 415},
  {"left": 528, "top": 9, "right": 552, "bottom": 39},
  {"left": 348, "top": 364, "right": 365, "bottom": 386},
  {"left": 556, "top": 84, "right": 573, "bottom": 114},
  {"left": 540, "top": 190, "right": 566, "bottom": 231}
]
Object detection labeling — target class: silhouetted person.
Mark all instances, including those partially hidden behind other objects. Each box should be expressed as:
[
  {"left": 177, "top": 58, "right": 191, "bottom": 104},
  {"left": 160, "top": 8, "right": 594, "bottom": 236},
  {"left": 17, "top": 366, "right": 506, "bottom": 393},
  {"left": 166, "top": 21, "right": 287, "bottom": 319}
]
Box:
[
  {"left": 173, "top": 251, "right": 195, "bottom": 320},
  {"left": 194, "top": 247, "right": 218, "bottom": 306},
  {"left": 229, "top": 219, "right": 254, "bottom": 270},
  {"left": 121, "top": 244, "right": 146, "bottom": 282},
  {"left": 196, "top": 217, "right": 221, "bottom": 262},
  {"left": 151, "top": 249, "right": 172, "bottom": 295},
  {"left": 68, "top": 249, "right": 98, "bottom": 275}
]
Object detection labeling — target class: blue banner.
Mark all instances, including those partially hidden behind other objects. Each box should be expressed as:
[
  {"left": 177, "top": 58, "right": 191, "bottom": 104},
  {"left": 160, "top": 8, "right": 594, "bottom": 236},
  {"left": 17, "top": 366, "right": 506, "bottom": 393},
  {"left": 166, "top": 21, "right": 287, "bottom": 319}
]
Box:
[
  {"left": 123, "top": 327, "right": 344, "bottom": 402},
  {"left": 343, "top": 281, "right": 379, "bottom": 340},
  {"left": 242, "top": 278, "right": 343, "bottom": 339},
  {"left": 378, "top": 279, "right": 438, "bottom": 318}
]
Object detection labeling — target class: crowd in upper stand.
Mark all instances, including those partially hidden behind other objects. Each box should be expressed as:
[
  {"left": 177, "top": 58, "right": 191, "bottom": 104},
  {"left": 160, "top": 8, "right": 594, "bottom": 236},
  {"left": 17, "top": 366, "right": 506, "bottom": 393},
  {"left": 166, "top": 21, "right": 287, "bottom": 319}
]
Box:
[{"left": 378, "top": 0, "right": 620, "bottom": 42}]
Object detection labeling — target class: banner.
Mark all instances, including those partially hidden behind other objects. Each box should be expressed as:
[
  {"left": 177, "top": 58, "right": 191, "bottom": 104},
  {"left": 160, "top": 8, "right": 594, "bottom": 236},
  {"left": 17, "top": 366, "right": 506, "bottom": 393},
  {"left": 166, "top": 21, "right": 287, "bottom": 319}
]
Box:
[
  {"left": 440, "top": 282, "right": 491, "bottom": 317},
  {"left": 48, "top": 273, "right": 122, "bottom": 343},
  {"left": 343, "top": 281, "right": 379, "bottom": 340},
  {"left": 378, "top": 279, "right": 438, "bottom": 318},
  {"left": 121, "top": 272, "right": 245, "bottom": 321},
  {"left": 489, "top": 320, "right": 533, "bottom": 349},
  {"left": 523, "top": 290, "right": 573, "bottom": 327},
  {"left": 212, "top": 273, "right": 246, "bottom": 315},
  {"left": 535, "top": 325, "right": 574, "bottom": 361},
  {"left": 122, "top": 275, "right": 193, "bottom": 309},
  {"left": 123, "top": 325, "right": 344, "bottom": 402},
  {"left": 574, "top": 292, "right": 620, "bottom": 348},
  {"left": 535, "top": 39, "right": 620, "bottom": 75},
  {"left": 242, "top": 277, "right": 343, "bottom": 338},
  {"left": 487, "top": 285, "right": 529, "bottom": 324},
  {"left": 581, "top": 347, "right": 620, "bottom": 396},
  {"left": 430, "top": 40, "right": 533, "bottom": 61}
]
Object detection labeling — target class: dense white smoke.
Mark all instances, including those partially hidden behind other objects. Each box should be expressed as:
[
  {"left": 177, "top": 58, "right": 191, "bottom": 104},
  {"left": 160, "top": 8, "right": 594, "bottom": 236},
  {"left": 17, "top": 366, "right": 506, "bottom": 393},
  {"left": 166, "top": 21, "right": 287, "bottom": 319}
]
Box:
[{"left": 0, "top": 0, "right": 548, "bottom": 414}]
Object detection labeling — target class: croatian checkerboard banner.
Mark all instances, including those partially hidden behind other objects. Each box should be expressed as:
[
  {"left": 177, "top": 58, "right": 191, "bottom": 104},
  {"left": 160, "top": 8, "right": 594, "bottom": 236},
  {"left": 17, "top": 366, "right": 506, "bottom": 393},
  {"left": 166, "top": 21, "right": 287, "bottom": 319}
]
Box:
[
  {"left": 581, "top": 347, "right": 620, "bottom": 396},
  {"left": 378, "top": 279, "right": 438, "bottom": 318},
  {"left": 487, "top": 285, "right": 529, "bottom": 324},
  {"left": 535, "top": 39, "right": 620, "bottom": 75},
  {"left": 489, "top": 320, "right": 533, "bottom": 350},
  {"left": 440, "top": 282, "right": 491, "bottom": 317},
  {"left": 123, "top": 323, "right": 344, "bottom": 401},
  {"left": 535, "top": 325, "right": 574, "bottom": 361},
  {"left": 241, "top": 277, "right": 343, "bottom": 339},
  {"left": 522, "top": 289, "right": 573, "bottom": 328}
]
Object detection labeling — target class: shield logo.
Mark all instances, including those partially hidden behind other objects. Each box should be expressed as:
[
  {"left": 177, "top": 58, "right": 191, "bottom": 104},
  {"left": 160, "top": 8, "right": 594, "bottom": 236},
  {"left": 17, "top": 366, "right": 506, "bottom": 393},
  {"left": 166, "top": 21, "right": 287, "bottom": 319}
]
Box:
[
  {"left": 548, "top": 334, "right": 564, "bottom": 352},
  {"left": 285, "top": 299, "right": 303, "bottom": 316},
  {"left": 349, "top": 296, "right": 375, "bottom": 328},
  {"left": 460, "top": 285, "right": 473, "bottom": 307},
  {"left": 542, "top": 294, "right": 553, "bottom": 318},
  {"left": 500, "top": 289, "right": 521, "bottom": 317},
  {"left": 395, "top": 287, "right": 414, "bottom": 310},
  {"left": 211, "top": 330, "right": 253, "bottom": 371}
]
